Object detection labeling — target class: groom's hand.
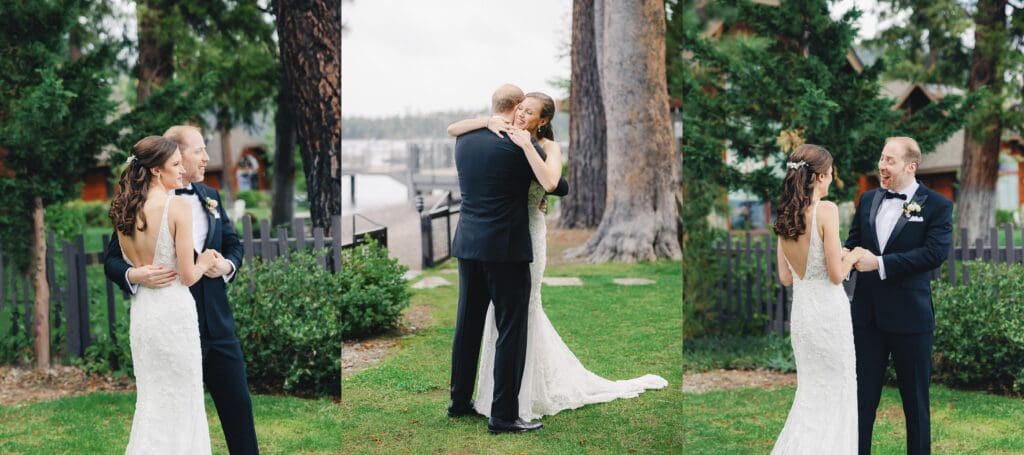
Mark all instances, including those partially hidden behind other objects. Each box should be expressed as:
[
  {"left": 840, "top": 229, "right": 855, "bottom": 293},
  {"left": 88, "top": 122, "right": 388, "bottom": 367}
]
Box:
[
  {"left": 854, "top": 253, "right": 880, "bottom": 272},
  {"left": 204, "top": 258, "right": 234, "bottom": 278},
  {"left": 128, "top": 265, "right": 177, "bottom": 289}
]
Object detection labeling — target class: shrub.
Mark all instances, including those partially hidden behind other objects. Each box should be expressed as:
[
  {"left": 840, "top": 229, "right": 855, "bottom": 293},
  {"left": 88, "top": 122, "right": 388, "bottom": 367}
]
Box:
[
  {"left": 229, "top": 249, "right": 341, "bottom": 397},
  {"left": 341, "top": 239, "right": 410, "bottom": 339},
  {"left": 683, "top": 335, "right": 795, "bottom": 373},
  {"left": 45, "top": 200, "right": 110, "bottom": 241},
  {"left": 236, "top": 190, "right": 270, "bottom": 210},
  {"left": 933, "top": 260, "right": 1024, "bottom": 393},
  {"left": 996, "top": 210, "right": 1016, "bottom": 228}
]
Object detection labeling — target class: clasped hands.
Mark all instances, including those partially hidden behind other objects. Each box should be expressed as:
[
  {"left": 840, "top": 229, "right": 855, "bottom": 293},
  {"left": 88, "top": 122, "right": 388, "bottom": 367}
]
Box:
[{"left": 842, "top": 247, "right": 880, "bottom": 272}]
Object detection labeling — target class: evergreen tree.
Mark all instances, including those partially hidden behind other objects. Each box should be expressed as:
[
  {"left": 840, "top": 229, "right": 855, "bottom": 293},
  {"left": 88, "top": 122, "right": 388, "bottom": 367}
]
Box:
[{"left": 0, "top": 1, "right": 120, "bottom": 366}]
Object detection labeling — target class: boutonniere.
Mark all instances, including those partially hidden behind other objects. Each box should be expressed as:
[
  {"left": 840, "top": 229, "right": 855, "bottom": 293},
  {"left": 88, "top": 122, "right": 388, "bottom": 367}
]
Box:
[
  {"left": 903, "top": 201, "right": 922, "bottom": 219},
  {"left": 205, "top": 197, "right": 220, "bottom": 219}
]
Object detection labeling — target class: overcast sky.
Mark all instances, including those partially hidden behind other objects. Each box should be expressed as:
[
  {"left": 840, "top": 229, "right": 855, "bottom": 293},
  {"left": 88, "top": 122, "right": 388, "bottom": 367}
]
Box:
[
  {"left": 341, "top": 1, "right": 887, "bottom": 118},
  {"left": 341, "top": 0, "right": 572, "bottom": 117}
]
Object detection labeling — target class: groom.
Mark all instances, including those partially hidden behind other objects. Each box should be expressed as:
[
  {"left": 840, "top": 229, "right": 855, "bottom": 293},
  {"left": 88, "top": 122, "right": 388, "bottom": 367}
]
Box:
[
  {"left": 104, "top": 125, "right": 260, "bottom": 454},
  {"left": 844, "top": 137, "right": 953, "bottom": 455},
  {"left": 448, "top": 84, "right": 557, "bottom": 434}
]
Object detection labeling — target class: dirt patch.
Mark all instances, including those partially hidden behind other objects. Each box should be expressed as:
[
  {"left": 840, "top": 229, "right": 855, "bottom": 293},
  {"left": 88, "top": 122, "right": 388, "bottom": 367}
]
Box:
[
  {"left": 342, "top": 303, "right": 434, "bottom": 378},
  {"left": 0, "top": 365, "right": 134, "bottom": 406},
  {"left": 545, "top": 225, "right": 595, "bottom": 266},
  {"left": 683, "top": 369, "right": 797, "bottom": 394}
]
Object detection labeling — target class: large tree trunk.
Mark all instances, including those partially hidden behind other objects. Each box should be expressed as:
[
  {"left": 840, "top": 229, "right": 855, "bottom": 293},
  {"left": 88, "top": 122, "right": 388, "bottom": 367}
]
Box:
[
  {"left": 272, "top": 69, "right": 297, "bottom": 227},
  {"left": 32, "top": 198, "right": 49, "bottom": 368},
  {"left": 956, "top": 0, "right": 1006, "bottom": 242},
  {"left": 274, "top": 0, "right": 341, "bottom": 233},
  {"left": 135, "top": 0, "right": 174, "bottom": 104},
  {"left": 559, "top": 0, "right": 607, "bottom": 229},
  {"left": 569, "top": 0, "right": 681, "bottom": 262}
]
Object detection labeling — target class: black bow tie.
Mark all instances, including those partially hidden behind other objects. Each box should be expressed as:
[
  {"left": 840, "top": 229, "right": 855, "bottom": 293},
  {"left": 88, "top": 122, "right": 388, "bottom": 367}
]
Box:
[
  {"left": 175, "top": 187, "right": 196, "bottom": 196},
  {"left": 883, "top": 190, "right": 907, "bottom": 200}
]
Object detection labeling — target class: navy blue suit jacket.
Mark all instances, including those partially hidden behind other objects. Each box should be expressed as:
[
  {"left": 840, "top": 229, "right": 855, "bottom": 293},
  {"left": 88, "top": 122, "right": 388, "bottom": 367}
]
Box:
[
  {"left": 844, "top": 183, "right": 953, "bottom": 333},
  {"left": 451, "top": 129, "right": 549, "bottom": 263}
]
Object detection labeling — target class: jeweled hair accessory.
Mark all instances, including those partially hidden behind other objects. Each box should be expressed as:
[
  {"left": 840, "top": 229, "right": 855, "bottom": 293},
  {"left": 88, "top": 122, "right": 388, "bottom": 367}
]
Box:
[
  {"left": 786, "top": 160, "right": 807, "bottom": 170},
  {"left": 126, "top": 155, "right": 137, "bottom": 165}
]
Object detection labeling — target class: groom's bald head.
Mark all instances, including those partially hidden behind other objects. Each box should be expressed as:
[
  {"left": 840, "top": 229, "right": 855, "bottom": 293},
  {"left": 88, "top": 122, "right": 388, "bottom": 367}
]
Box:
[{"left": 492, "top": 84, "right": 525, "bottom": 115}]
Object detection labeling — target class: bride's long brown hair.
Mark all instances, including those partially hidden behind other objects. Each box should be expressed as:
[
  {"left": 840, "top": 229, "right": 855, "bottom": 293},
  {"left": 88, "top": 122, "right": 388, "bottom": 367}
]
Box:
[
  {"left": 108, "top": 136, "right": 179, "bottom": 237},
  {"left": 773, "top": 144, "right": 833, "bottom": 241}
]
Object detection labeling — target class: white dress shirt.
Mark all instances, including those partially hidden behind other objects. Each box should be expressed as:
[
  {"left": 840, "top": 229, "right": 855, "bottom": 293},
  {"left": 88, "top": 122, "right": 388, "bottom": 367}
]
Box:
[
  {"left": 125, "top": 185, "right": 235, "bottom": 293},
  {"left": 874, "top": 180, "right": 920, "bottom": 280}
]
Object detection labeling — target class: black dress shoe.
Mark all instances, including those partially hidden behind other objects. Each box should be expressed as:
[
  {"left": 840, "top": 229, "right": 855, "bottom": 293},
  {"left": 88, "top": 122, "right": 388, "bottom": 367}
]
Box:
[
  {"left": 447, "top": 401, "right": 482, "bottom": 418},
  {"left": 487, "top": 417, "right": 543, "bottom": 434}
]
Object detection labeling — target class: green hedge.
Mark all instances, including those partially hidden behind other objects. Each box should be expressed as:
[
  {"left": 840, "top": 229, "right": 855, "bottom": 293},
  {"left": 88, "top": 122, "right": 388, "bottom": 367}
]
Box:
[
  {"left": 933, "top": 260, "right": 1024, "bottom": 394},
  {"left": 341, "top": 239, "right": 410, "bottom": 339},
  {"left": 230, "top": 249, "right": 341, "bottom": 398},
  {"left": 45, "top": 200, "right": 110, "bottom": 241}
]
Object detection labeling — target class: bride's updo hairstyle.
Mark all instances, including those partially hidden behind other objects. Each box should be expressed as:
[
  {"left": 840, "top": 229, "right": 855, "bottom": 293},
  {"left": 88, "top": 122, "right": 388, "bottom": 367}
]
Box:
[
  {"left": 109, "top": 136, "right": 179, "bottom": 237},
  {"left": 524, "top": 92, "right": 556, "bottom": 141},
  {"left": 773, "top": 143, "right": 833, "bottom": 241}
]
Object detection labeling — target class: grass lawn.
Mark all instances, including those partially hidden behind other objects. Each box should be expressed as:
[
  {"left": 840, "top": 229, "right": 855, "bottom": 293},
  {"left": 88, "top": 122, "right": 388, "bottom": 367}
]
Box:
[
  {"left": 0, "top": 393, "right": 342, "bottom": 454},
  {"left": 682, "top": 335, "right": 1024, "bottom": 453},
  {"left": 340, "top": 260, "right": 683, "bottom": 454},
  {"left": 683, "top": 385, "right": 1024, "bottom": 454}
]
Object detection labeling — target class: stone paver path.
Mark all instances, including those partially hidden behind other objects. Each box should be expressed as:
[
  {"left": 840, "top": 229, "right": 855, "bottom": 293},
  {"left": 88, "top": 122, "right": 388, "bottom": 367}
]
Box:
[
  {"left": 411, "top": 276, "right": 452, "bottom": 289},
  {"left": 541, "top": 277, "right": 584, "bottom": 286},
  {"left": 613, "top": 278, "right": 656, "bottom": 285}
]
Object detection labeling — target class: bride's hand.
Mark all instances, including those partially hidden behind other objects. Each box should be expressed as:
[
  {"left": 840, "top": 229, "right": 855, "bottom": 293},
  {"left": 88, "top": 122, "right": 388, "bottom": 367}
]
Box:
[
  {"left": 851, "top": 247, "right": 869, "bottom": 260},
  {"left": 197, "top": 249, "right": 221, "bottom": 269},
  {"left": 486, "top": 116, "right": 511, "bottom": 137},
  {"left": 509, "top": 128, "right": 532, "bottom": 148}
]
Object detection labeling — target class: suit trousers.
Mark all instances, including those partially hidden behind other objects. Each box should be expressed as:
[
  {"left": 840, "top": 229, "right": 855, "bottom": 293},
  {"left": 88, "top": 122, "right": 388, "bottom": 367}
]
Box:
[
  {"left": 855, "top": 325, "right": 933, "bottom": 455},
  {"left": 450, "top": 258, "right": 531, "bottom": 421},
  {"left": 202, "top": 339, "right": 260, "bottom": 454}
]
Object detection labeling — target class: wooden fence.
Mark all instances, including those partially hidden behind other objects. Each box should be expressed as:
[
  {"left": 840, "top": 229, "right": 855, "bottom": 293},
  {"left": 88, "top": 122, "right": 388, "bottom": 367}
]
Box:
[
  {"left": 420, "top": 191, "right": 460, "bottom": 268},
  {"left": 714, "top": 224, "right": 1024, "bottom": 336},
  {"left": 0, "top": 215, "right": 341, "bottom": 369}
]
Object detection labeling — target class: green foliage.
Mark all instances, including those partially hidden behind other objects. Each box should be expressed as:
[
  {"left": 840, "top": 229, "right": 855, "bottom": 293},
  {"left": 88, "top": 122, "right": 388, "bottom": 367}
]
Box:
[
  {"left": 997, "top": 209, "right": 1016, "bottom": 227},
  {"left": 235, "top": 190, "right": 270, "bottom": 210},
  {"left": 933, "top": 260, "right": 1024, "bottom": 394},
  {"left": 340, "top": 239, "right": 410, "bottom": 339},
  {"left": 229, "top": 249, "right": 341, "bottom": 397},
  {"left": 73, "top": 316, "right": 132, "bottom": 378},
  {"left": 174, "top": 1, "right": 279, "bottom": 135},
  {"left": 44, "top": 200, "right": 111, "bottom": 242},
  {"left": 864, "top": 0, "right": 973, "bottom": 85},
  {"left": 683, "top": 335, "right": 796, "bottom": 373},
  {"left": 0, "top": 1, "right": 120, "bottom": 270}
]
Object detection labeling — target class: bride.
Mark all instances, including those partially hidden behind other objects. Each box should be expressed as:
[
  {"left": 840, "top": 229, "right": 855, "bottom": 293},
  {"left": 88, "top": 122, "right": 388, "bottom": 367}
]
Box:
[
  {"left": 108, "top": 136, "right": 221, "bottom": 454},
  {"left": 771, "top": 144, "right": 866, "bottom": 454},
  {"left": 448, "top": 92, "right": 667, "bottom": 421}
]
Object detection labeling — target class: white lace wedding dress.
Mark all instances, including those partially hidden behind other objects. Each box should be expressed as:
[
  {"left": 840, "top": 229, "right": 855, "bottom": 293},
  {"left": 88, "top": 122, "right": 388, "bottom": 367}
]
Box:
[
  {"left": 473, "top": 182, "right": 668, "bottom": 421},
  {"left": 771, "top": 201, "right": 858, "bottom": 454},
  {"left": 125, "top": 199, "right": 211, "bottom": 454}
]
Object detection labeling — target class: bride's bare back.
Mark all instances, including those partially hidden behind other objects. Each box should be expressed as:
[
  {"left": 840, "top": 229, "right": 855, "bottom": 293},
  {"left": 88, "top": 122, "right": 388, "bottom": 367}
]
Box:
[
  {"left": 777, "top": 200, "right": 865, "bottom": 285},
  {"left": 118, "top": 192, "right": 218, "bottom": 287},
  {"left": 779, "top": 207, "right": 822, "bottom": 280},
  {"left": 118, "top": 193, "right": 175, "bottom": 267}
]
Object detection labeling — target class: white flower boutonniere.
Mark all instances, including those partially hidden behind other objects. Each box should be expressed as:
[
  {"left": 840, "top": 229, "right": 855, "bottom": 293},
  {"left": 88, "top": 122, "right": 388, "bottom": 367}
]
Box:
[
  {"left": 205, "top": 197, "right": 220, "bottom": 219},
  {"left": 903, "top": 201, "right": 922, "bottom": 219}
]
